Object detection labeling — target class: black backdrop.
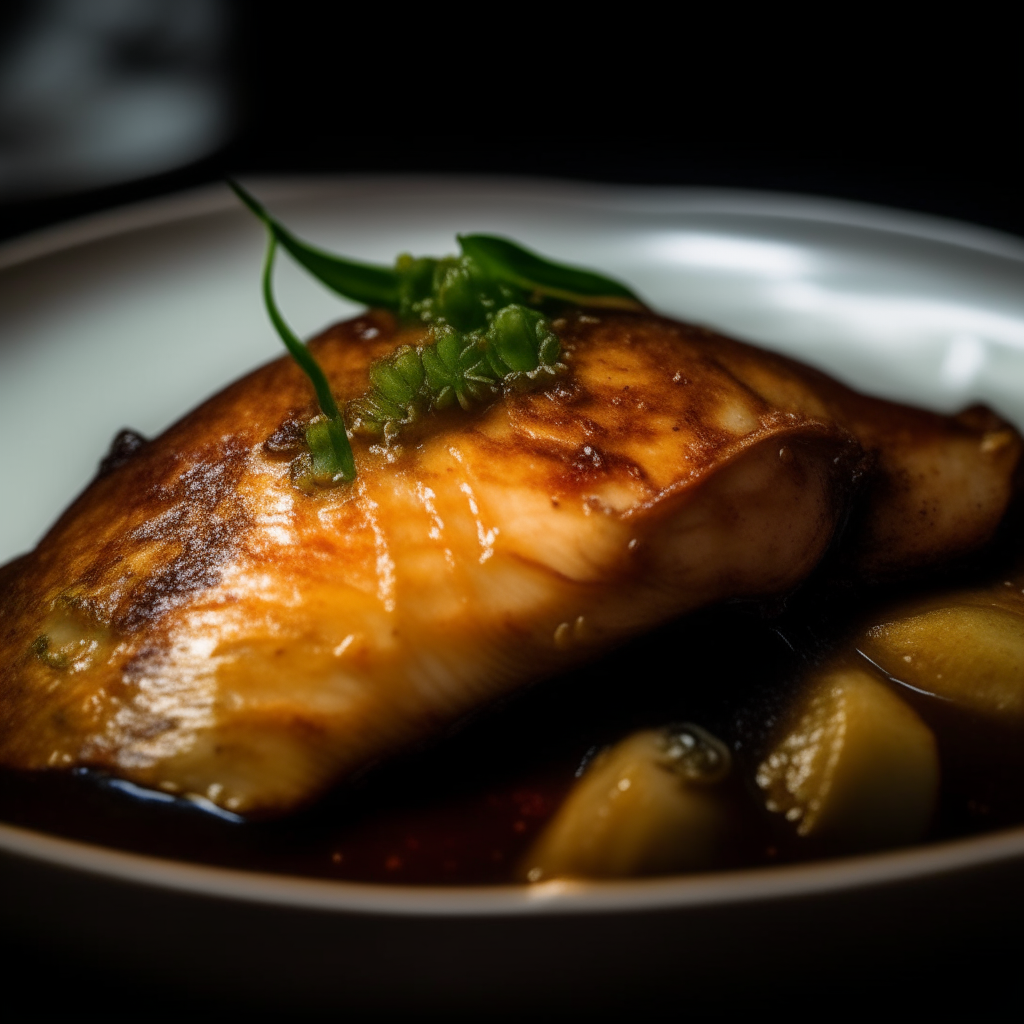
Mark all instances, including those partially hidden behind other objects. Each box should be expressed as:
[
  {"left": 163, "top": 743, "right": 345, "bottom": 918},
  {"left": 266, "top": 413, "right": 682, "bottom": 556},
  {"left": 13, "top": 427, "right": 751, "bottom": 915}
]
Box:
[{"left": 2, "top": 1, "right": 1022, "bottom": 246}]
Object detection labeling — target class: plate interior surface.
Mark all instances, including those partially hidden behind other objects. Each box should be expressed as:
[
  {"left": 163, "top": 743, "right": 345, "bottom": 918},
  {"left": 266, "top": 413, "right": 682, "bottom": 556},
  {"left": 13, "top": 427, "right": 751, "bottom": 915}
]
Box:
[{"left": 2, "top": 177, "right": 1024, "bottom": 910}]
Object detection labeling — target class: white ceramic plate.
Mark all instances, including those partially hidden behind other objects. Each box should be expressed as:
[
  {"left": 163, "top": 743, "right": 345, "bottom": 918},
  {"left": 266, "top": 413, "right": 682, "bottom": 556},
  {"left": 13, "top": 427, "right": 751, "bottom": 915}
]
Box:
[{"left": 2, "top": 178, "right": 1024, "bottom": 1005}]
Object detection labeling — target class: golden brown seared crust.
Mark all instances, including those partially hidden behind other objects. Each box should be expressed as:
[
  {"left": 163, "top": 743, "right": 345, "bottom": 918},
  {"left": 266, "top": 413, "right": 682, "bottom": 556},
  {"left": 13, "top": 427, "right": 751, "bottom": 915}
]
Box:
[{"left": 0, "top": 309, "right": 1017, "bottom": 817}]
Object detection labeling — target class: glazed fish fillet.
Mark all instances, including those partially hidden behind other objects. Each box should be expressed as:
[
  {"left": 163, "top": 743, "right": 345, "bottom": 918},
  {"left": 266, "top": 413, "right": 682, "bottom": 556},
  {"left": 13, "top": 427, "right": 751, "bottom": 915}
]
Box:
[
  {"left": 703, "top": 330, "right": 1022, "bottom": 577},
  {"left": 0, "top": 312, "right": 1017, "bottom": 816}
]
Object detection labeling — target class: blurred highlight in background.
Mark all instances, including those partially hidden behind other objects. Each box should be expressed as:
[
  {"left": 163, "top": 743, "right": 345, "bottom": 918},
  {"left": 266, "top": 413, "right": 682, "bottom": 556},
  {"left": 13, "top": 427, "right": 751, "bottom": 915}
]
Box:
[{"left": 0, "top": 0, "right": 231, "bottom": 202}]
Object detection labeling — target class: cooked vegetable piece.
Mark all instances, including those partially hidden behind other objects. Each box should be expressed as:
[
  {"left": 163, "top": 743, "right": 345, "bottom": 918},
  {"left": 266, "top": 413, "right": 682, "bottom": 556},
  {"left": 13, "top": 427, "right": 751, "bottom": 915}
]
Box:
[
  {"left": 756, "top": 666, "right": 939, "bottom": 852},
  {"left": 861, "top": 604, "right": 1024, "bottom": 721},
  {"left": 519, "top": 725, "right": 735, "bottom": 880}
]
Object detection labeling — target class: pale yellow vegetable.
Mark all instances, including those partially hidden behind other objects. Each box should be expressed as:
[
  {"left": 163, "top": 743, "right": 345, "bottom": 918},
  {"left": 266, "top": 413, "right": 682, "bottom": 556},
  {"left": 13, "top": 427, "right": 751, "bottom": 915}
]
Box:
[
  {"left": 756, "top": 667, "right": 939, "bottom": 853},
  {"left": 518, "top": 725, "right": 734, "bottom": 881},
  {"left": 860, "top": 605, "right": 1024, "bottom": 721}
]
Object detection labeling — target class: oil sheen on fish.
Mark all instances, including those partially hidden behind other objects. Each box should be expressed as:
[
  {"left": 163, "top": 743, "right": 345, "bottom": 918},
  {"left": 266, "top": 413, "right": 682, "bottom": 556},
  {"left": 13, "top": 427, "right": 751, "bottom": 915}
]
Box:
[{"left": 0, "top": 311, "right": 1016, "bottom": 816}]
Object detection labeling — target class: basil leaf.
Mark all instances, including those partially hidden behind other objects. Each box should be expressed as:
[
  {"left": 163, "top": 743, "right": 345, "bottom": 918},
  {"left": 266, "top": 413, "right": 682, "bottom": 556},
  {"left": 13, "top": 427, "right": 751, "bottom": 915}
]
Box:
[
  {"left": 230, "top": 181, "right": 401, "bottom": 310},
  {"left": 457, "top": 234, "right": 644, "bottom": 310}
]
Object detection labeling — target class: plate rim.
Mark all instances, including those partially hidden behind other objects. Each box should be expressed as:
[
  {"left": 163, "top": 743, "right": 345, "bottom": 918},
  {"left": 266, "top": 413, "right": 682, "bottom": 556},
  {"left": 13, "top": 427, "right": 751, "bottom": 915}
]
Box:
[
  {"left": 3, "top": 817, "right": 1024, "bottom": 916},
  {"left": 3, "top": 174, "right": 1023, "bottom": 917},
  {"left": 4, "top": 174, "right": 1024, "bottom": 277}
]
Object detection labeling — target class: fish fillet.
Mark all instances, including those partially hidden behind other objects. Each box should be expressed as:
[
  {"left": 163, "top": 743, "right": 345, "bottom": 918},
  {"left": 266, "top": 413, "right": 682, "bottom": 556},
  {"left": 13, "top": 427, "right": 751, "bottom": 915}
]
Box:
[
  {"left": 704, "top": 329, "right": 1022, "bottom": 576},
  {"left": 0, "top": 311, "right": 1015, "bottom": 816}
]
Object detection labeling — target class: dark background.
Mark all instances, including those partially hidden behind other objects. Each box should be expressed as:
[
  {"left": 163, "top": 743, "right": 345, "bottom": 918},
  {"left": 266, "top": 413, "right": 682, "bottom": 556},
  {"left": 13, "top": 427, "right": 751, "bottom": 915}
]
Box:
[
  {"left": 2, "top": 1, "right": 1022, "bottom": 246},
  {"left": 1, "top": 1, "right": 1022, "bottom": 1018}
]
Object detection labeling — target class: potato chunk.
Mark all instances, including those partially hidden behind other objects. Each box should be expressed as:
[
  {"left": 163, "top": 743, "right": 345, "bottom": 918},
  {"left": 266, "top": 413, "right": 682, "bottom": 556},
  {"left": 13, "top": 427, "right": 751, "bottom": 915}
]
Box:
[
  {"left": 756, "top": 667, "right": 939, "bottom": 852},
  {"left": 861, "top": 605, "right": 1024, "bottom": 721},
  {"left": 518, "top": 725, "right": 735, "bottom": 881}
]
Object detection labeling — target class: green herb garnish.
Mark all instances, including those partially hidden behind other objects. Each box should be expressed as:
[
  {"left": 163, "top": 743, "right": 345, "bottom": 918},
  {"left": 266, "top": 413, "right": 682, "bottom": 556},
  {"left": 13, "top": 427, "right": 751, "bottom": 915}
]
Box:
[
  {"left": 256, "top": 209, "right": 356, "bottom": 485},
  {"left": 230, "top": 181, "right": 401, "bottom": 309},
  {"left": 229, "top": 181, "right": 644, "bottom": 485},
  {"left": 349, "top": 307, "right": 563, "bottom": 442},
  {"left": 457, "top": 234, "right": 643, "bottom": 310}
]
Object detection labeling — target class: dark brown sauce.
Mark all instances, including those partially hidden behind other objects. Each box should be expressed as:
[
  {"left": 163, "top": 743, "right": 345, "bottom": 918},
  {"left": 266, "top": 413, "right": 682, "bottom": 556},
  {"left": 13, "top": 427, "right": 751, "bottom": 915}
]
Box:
[
  {"left": 3, "top": 528, "right": 1023, "bottom": 884},
  {"left": 0, "top": 605, "right": 795, "bottom": 882}
]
